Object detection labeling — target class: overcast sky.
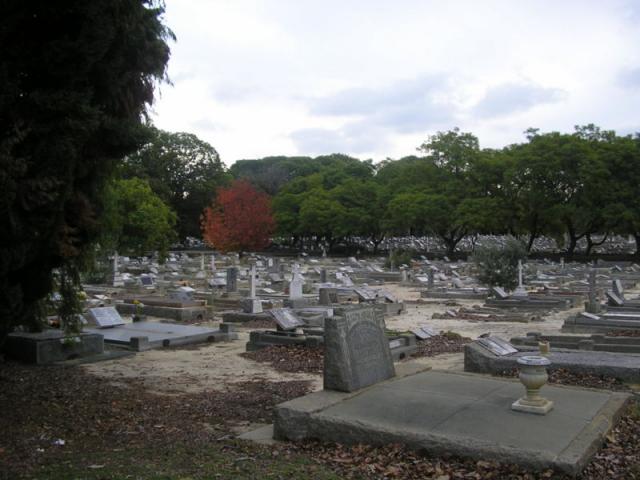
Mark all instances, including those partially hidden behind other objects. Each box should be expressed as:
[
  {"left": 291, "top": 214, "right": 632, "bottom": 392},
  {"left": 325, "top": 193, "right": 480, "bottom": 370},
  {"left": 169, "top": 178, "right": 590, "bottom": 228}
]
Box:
[{"left": 151, "top": 0, "right": 640, "bottom": 166}]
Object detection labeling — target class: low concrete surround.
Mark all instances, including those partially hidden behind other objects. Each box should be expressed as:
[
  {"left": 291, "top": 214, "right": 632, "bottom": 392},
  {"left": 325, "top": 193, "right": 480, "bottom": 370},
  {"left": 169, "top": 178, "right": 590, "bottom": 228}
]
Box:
[
  {"left": 4, "top": 330, "right": 104, "bottom": 364},
  {"left": 512, "top": 332, "right": 640, "bottom": 354},
  {"left": 273, "top": 369, "right": 629, "bottom": 475},
  {"left": 464, "top": 342, "right": 640, "bottom": 382},
  {"left": 116, "top": 302, "right": 207, "bottom": 322},
  {"left": 85, "top": 321, "right": 236, "bottom": 351}
]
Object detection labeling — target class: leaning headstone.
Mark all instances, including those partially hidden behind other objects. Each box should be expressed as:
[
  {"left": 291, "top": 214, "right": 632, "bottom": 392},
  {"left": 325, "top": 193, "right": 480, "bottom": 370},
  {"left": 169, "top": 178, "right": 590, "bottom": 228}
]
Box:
[
  {"left": 88, "top": 307, "right": 125, "bottom": 328},
  {"left": 492, "top": 286, "right": 509, "bottom": 300},
  {"left": 323, "top": 307, "right": 395, "bottom": 392},
  {"left": 226, "top": 267, "right": 238, "bottom": 293},
  {"left": 612, "top": 279, "right": 624, "bottom": 299},
  {"left": 270, "top": 308, "right": 305, "bottom": 331},
  {"left": 606, "top": 291, "right": 624, "bottom": 307}
]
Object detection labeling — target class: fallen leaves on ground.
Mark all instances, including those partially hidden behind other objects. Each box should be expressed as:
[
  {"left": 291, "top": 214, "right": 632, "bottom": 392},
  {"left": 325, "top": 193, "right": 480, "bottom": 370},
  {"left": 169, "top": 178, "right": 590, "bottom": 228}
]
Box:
[{"left": 241, "top": 345, "right": 324, "bottom": 374}]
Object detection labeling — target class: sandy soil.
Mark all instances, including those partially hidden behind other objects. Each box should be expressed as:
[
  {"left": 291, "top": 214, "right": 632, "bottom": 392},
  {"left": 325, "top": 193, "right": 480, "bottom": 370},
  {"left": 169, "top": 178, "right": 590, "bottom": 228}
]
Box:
[
  {"left": 82, "top": 330, "right": 323, "bottom": 395},
  {"left": 82, "top": 283, "right": 596, "bottom": 395}
]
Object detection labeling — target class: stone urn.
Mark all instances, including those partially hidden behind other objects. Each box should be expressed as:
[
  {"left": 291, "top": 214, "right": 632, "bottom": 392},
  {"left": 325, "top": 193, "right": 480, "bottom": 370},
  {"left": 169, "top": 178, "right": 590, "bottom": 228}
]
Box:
[{"left": 511, "top": 355, "right": 554, "bottom": 415}]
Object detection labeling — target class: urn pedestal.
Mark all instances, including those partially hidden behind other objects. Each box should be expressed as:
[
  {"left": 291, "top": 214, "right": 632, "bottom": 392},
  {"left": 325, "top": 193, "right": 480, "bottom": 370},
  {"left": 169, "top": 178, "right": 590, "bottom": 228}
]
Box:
[{"left": 511, "top": 355, "right": 554, "bottom": 415}]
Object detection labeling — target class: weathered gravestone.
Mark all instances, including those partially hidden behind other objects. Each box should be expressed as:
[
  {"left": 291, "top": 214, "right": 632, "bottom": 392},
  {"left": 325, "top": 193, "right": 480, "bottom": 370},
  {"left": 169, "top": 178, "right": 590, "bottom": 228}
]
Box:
[
  {"left": 324, "top": 307, "right": 395, "bottom": 392},
  {"left": 226, "top": 267, "right": 238, "bottom": 293},
  {"left": 88, "top": 307, "right": 125, "bottom": 328}
]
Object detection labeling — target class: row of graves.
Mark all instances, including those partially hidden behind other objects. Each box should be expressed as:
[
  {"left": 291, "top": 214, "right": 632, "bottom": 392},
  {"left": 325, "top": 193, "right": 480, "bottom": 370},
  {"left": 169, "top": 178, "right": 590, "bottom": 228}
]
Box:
[{"left": 463, "top": 262, "right": 640, "bottom": 387}]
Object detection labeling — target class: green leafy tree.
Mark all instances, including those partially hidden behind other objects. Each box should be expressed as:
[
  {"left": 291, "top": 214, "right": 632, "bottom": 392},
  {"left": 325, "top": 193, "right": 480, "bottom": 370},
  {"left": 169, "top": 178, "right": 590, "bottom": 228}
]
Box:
[
  {"left": 123, "top": 127, "right": 229, "bottom": 239},
  {"left": 0, "top": 0, "right": 172, "bottom": 340},
  {"left": 101, "top": 178, "right": 177, "bottom": 259},
  {"left": 472, "top": 238, "right": 527, "bottom": 290}
]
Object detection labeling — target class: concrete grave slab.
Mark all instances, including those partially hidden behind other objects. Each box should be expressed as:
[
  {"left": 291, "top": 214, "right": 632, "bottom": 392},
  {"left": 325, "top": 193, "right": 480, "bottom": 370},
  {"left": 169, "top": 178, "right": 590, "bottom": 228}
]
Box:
[
  {"left": 85, "top": 321, "right": 234, "bottom": 351},
  {"left": 274, "top": 370, "right": 629, "bottom": 475}
]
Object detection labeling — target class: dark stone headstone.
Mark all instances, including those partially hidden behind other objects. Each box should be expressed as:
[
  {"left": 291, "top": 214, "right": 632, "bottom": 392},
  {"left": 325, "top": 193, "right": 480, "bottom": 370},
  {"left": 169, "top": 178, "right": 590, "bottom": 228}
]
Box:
[
  {"left": 323, "top": 307, "right": 395, "bottom": 392},
  {"left": 320, "top": 268, "right": 328, "bottom": 283},
  {"left": 226, "top": 267, "right": 238, "bottom": 293}
]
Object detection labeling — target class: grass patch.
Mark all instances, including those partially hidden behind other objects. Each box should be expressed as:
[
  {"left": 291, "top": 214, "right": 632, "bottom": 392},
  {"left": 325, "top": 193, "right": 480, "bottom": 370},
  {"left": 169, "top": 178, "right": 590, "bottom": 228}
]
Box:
[{"left": 18, "top": 442, "right": 342, "bottom": 480}]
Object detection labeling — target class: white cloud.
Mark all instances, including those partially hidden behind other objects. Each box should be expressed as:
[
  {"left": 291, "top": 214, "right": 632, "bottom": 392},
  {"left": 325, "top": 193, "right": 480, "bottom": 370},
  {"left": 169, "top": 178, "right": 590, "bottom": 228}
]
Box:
[{"left": 152, "top": 0, "right": 640, "bottom": 162}]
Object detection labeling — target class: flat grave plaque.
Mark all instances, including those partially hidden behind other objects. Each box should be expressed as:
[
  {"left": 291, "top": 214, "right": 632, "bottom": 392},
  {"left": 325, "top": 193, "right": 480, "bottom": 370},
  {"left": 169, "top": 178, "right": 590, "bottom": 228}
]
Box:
[
  {"left": 261, "top": 287, "right": 277, "bottom": 294},
  {"left": 411, "top": 324, "right": 437, "bottom": 339},
  {"left": 388, "top": 338, "right": 404, "bottom": 349},
  {"left": 270, "top": 308, "right": 305, "bottom": 330},
  {"left": 580, "top": 312, "right": 601, "bottom": 320},
  {"left": 355, "top": 288, "right": 377, "bottom": 301},
  {"left": 476, "top": 336, "right": 518, "bottom": 356},
  {"left": 380, "top": 290, "right": 398, "bottom": 303},
  {"left": 140, "top": 275, "right": 154, "bottom": 286},
  {"left": 88, "top": 307, "right": 125, "bottom": 328}
]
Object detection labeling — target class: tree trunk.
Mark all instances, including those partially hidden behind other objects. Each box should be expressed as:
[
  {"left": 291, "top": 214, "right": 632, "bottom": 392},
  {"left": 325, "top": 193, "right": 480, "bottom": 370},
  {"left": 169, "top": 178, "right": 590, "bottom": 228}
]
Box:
[
  {"left": 635, "top": 234, "right": 640, "bottom": 257},
  {"left": 526, "top": 231, "right": 538, "bottom": 252},
  {"left": 585, "top": 233, "right": 608, "bottom": 256}
]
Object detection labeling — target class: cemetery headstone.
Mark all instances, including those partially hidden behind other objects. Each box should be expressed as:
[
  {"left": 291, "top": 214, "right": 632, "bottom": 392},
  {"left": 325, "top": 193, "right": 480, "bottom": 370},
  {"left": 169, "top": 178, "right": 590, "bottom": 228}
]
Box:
[
  {"left": 320, "top": 268, "right": 328, "bottom": 283},
  {"left": 324, "top": 307, "right": 395, "bottom": 392},
  {"left": 226, "top": 267, "right": 238, "bottom": 293}
]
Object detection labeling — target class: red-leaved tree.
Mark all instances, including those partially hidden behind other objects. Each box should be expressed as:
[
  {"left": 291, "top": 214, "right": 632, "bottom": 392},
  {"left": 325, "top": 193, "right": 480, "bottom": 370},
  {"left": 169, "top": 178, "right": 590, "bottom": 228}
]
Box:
[{"left": 201, "top": 180, "right": 275, "bottom": 252}]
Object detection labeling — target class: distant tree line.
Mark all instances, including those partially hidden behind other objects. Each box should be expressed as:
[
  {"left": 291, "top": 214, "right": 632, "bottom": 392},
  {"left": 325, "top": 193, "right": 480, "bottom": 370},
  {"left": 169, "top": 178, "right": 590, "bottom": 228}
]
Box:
[{"left": 231, "top": 125, "right": 640, "bottom": 256}]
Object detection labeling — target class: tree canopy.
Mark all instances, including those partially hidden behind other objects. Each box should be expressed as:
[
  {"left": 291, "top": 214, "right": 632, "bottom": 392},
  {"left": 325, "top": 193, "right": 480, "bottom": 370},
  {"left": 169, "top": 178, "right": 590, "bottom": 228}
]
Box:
[
  {"left": 231, "top": 125, "right": 640, "bottom": 256},
  {"left": 202, "top": 180, "right": 275, "bottom": 252},
  {"left": 122, "top": 126, "right": 229, "bottom": 239},
  {"left": 0, "top": 0, "right": 172, "bottom": 339}
]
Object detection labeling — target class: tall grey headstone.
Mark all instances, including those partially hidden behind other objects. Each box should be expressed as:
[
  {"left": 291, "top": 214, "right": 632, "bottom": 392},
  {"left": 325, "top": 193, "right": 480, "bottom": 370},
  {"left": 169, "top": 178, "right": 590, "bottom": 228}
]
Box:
[
  {"left": 323, "top": 307, "right": 395, "bottom": 392},
  {"left": 427, "top": 268, "right": 435, "bottom": 289},
  {"left": 289, "top": 266, "right": 303, "bottom": 299},
  {"left": 320, "top": 268, "right": 328, "bottom": 283},
  {"left": 226, "top": 267, "right": 238, "bottom": 293},
  {"left": 586, "top": 268, "right": 600, "bottom": 314}
]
